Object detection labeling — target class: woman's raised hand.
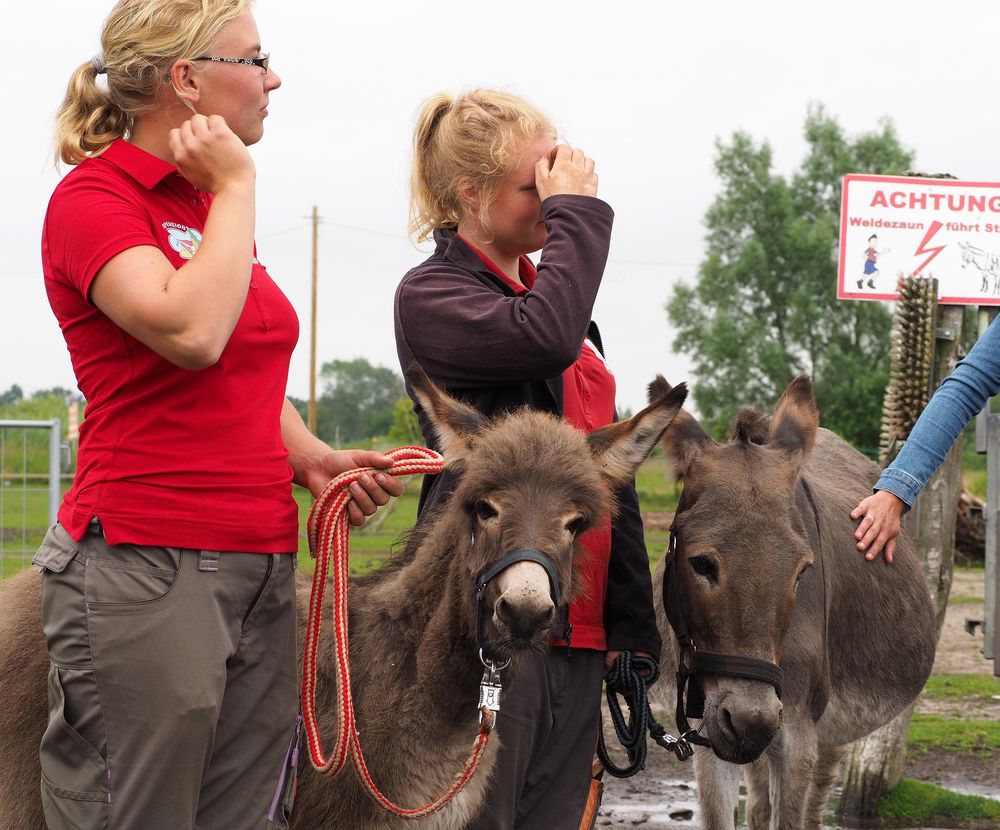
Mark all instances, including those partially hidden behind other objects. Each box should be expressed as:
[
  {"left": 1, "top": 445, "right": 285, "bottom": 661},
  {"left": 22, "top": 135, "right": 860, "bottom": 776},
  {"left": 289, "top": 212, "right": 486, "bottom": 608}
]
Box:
[
  {"left": 535, "top": 144, "right": 598, "bottom": 202},
  {"left": 168, "top": 114, "right": 256, "bottom": 194}
]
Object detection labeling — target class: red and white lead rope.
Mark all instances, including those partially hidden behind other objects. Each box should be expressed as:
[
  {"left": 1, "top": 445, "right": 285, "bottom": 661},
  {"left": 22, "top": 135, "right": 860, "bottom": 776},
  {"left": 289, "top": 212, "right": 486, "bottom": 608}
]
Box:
[{"left": 301, "top": 446, "right": 496, "bottom": 819}]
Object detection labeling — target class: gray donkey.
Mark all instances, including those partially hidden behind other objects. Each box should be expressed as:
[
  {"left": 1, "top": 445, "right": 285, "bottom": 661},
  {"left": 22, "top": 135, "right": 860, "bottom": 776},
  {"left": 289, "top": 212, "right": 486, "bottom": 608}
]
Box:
[
  {"left": 0, "top": 370, "right": 686, "bottom": 830},
  {"left": 650, "top": 375, "right": 937, "bottom": 830}
]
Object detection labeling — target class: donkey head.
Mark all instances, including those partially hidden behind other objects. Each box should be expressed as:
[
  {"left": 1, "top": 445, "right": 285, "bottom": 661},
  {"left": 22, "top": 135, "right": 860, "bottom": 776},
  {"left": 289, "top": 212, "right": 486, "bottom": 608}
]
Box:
[
  {"left": 654, "top": 375, "right": 818, "bottom": 763},
  {"left": 408, "top": 366, "right": 688, "bottom": 664}
]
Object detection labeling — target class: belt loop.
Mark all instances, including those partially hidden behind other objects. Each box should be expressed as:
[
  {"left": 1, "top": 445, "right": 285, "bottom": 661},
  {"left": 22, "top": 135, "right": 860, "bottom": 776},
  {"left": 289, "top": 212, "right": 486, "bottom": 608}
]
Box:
[{"left": 198, "top": 551, "right": 220, "bottom": 573}]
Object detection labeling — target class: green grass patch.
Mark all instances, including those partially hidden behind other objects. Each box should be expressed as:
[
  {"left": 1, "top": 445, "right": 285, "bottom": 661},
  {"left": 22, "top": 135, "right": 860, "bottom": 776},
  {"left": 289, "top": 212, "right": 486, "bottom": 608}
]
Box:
[
  {"left": 921, "top": 674, "right": 1000, "bottom": 704},
  {"left": 907, "top": 714, "right": 1000, "bottom": 759},
  {"left": 634, "top": 449, "right": 680, "bottom": 513},
  {"left": 962, "top": 427, "right": 987, "bottom": 500},
  {"left": 634, "top": 449, "right": 677, "bottom": 568},
  {"left": 964, "top": 469, "right": 987, "bottom": 501},
  {"left": 294, "top": 480, "right": 419, "bottom": 576},
  {"left": 646, "top": 529, "right": 670, "bottom": 570},
  {"left": 879, "top": 777, "right": 1000, "bottom": 824},
  {"left": 949, "top": 594, "right": 985, "bottom": 605},
  {"left": 0, "top": 479, "right": 70, "bottom": 579}
]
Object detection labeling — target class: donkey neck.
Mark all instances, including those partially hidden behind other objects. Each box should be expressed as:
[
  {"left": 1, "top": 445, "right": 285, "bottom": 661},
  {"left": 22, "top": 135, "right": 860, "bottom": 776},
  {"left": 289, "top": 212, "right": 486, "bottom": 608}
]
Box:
[{"left": 349, "top": 517, "right": 485, "bottom": 724}]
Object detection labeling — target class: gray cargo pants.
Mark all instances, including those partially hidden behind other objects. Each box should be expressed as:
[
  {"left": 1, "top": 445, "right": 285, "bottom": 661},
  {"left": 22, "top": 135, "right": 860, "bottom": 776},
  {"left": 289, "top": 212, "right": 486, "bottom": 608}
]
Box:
[{"left": 33, "top": 521, "right": 300, "bottom": 830}]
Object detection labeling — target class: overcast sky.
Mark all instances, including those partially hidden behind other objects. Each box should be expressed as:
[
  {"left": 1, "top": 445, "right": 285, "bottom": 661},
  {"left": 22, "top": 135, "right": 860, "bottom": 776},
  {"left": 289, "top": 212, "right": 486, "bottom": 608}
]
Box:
[{"left": 5, "top": 1, "right": 1000, "bottom": 414}]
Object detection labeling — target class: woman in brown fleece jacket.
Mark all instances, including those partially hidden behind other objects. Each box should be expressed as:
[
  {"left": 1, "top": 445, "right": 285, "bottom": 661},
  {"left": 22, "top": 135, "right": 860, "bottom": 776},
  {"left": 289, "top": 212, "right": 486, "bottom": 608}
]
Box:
[{"left": 394, "top": 89, "right": 660, "bottom": 830}]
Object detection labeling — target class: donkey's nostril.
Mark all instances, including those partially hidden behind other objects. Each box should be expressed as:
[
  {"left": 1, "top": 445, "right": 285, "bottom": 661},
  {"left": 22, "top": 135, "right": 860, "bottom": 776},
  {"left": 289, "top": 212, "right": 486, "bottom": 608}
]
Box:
[
  {"left": 496, "top": 596, "right": 513, "bottom": 626},
  {"left": 719, "top": 702, "right": 738, "bottom": 741},
  {"left": 537, "top": 604, "right": 555, "bottom": 628}
]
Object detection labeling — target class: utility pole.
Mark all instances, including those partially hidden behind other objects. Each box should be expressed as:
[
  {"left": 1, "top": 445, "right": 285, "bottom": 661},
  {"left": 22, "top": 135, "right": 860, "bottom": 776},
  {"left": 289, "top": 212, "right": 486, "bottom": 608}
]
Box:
[{"left": 308, "top": 206, "right": 319, "bottom": 435}]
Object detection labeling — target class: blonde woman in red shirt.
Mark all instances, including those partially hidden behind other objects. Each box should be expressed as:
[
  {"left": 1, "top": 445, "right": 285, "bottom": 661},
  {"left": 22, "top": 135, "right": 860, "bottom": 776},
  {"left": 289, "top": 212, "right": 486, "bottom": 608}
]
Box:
[{"left": 35, "top": 2, "right": 401, "bottom": 827}]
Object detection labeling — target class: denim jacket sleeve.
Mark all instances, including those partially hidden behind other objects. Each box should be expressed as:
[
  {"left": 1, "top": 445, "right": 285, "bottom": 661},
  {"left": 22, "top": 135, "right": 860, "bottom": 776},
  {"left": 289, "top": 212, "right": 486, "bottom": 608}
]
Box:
[{"left": 875, "top": 315, "right": 1000, "bottom": 506}]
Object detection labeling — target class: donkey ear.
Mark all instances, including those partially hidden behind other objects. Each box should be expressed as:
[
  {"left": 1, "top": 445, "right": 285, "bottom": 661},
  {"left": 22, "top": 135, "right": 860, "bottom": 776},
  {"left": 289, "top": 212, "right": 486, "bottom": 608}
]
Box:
[
  {"left": 649, "top": 377, "right": 715, "bottom": 481},
  {"left": 587, "top": 382, "right": 688, "bottom": 485},
  {"left": 405, "top": 363, "right": 488, "bottom": 465},
  {"left": 768, "top": 375, "right": 819, "bottom": 459},
  {"left": 647, "top": 375, "right": 672, "bottom": 402}
]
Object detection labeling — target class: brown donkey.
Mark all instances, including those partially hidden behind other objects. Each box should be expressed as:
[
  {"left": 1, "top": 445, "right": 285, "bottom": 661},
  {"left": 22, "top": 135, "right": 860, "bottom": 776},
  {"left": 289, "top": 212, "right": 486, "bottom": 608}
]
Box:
[
  {"left": 650, "top": 375, "right": 936, "bottom": 830},
  {"left": 0, "top": 371, "right": 686, "bottom": 830}
]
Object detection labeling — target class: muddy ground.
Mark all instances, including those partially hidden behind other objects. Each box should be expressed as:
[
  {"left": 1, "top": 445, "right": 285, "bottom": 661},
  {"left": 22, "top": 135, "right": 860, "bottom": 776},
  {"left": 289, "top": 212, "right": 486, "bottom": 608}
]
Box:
[{"left": 596, "top": 567, "right": 1000, "bottom": 827}]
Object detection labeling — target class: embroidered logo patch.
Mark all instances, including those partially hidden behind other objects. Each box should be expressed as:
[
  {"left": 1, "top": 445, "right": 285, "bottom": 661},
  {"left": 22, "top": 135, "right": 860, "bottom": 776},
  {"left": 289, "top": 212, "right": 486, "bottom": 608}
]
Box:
[{"left": 163, "top": 223, "right": 203, "bottom": 260}]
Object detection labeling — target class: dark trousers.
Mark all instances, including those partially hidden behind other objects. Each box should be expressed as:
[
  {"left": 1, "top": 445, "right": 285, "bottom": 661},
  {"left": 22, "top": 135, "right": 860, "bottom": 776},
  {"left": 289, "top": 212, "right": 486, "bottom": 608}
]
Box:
[
  {"left": 33, "top": 522, "right": 300, "bottom": 830},
  {"left": 465, "top": 648, "right": 605, "bottom": 830}
]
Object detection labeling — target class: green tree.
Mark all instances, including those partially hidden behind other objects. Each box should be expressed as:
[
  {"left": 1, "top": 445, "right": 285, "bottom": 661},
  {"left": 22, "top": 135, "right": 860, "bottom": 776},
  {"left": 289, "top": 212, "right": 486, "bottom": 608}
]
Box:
[
  {"left": 0, "top": 385, "right": 23, "bottom": 406},
  {"left": 668, "top": 104, "right": 914, "bottom": 449},
  {"left": 387, "top": 396, "right": 421, "bottom": 446},
  {"left": 0, "top": 390, "right": 75, "bottom": 424},
  {"left": 315, "top": 358, "right": 405, "bottom": 445}
]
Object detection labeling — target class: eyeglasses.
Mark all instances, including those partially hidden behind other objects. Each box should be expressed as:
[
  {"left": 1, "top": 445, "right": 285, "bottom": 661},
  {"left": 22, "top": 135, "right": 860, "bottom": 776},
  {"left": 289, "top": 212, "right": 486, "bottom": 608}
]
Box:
[{"left": 193, "top": 53, "right": 270, "bottom": 73}]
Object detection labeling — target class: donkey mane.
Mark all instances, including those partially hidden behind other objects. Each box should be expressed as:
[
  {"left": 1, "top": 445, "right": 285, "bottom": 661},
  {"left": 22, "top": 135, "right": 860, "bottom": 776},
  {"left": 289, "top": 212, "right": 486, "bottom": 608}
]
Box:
[{"left": 731, "top": 408, "right": 771, "bottom": 446}]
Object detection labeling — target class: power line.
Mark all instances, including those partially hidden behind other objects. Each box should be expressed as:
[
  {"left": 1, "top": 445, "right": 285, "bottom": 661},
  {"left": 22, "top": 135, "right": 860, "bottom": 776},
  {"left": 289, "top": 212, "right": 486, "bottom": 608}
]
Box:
[
  {"left": 257, "top": 223, "right": 310, "bottom": 240},
  {"left": 324, "top": 220, "right": 406, "bottom": 241},
  {"left": 607, "top": 258, "right": 698, "bottom": 268},
  {"left": 258, "top": 219, "right": 406, "bottom": 242}
]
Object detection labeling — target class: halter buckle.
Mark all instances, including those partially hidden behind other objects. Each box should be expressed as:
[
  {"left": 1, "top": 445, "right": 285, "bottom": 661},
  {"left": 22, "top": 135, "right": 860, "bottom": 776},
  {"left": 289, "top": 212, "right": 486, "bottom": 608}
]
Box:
[{"left": 477, "top": 649, "right": 509, "bottom": 726}]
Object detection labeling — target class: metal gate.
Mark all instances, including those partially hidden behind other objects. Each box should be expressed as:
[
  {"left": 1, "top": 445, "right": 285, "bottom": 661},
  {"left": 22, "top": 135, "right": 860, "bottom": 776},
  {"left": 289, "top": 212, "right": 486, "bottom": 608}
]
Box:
[{"left": 0, "top": 419, "right": 61, "bottom": 578}]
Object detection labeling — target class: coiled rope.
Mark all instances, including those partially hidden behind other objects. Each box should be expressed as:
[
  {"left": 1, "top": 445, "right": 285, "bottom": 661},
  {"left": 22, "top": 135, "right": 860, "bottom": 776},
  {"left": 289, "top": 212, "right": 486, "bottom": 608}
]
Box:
[{"left": 598, "top": 651, "right": 694, "bottom": 778}]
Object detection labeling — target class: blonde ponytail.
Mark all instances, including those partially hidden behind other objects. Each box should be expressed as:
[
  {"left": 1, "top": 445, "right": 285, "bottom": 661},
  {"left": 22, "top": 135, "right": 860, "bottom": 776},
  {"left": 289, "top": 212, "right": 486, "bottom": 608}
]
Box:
[
  {"left": 408, "top": 93, "right": 458, "bottom": 243},
  {"left": 55, "top": 61, "right": 133, "bottom": 165},
  {"left": 408, "top": 89, "right": 555, "bottom": 243}
]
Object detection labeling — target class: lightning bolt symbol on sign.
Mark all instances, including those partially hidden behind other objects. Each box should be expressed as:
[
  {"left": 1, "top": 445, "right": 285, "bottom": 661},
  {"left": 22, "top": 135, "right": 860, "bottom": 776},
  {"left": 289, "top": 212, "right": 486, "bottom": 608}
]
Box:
[{"left": 912, "top": 220, "right": 946, "bottom": 274}]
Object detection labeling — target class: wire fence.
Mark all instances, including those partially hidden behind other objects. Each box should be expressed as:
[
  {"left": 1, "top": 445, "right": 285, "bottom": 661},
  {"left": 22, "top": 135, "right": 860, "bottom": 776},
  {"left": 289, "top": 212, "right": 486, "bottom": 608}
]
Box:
[{"left": 0, "top": 419, "right": 61, "bottom": 578}]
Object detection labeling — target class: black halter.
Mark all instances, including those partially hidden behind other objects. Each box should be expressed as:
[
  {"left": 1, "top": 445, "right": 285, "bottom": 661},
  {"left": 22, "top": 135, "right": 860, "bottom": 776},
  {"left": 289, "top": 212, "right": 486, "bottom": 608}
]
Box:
[
  {"left": 663, "top": 489, "right": 785, "bottom": 748},
  {"left": 474, "top": 546, "right": 561, "bottom": 663}
]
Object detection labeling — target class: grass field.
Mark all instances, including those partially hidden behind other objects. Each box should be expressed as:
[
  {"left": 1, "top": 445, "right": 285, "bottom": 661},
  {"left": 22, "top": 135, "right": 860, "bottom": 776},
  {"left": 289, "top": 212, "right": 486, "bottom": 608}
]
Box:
[{"left": 0, "top": 481, "right": 61, "bottom": 579}]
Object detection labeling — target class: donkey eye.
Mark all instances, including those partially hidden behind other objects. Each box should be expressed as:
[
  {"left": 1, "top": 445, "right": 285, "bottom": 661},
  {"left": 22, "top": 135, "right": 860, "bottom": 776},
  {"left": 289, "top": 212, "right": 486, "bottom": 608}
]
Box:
[
  {"left": 565, "top": 516, "right": 587, "bottom": 537},
  {"left": 475, "top": 500, "right": 498, "bottom": 521},
  {"left": 690, "top": 555, "right": 717, "bottom": 580}
]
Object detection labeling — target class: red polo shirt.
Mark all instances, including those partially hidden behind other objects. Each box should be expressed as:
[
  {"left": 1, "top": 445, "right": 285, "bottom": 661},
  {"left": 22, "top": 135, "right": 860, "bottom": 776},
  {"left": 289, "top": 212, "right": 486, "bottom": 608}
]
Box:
[
  {"left": 42, "top": 139, "right": 299, "bottom": 552},
  {"left": 460, "top": 238, "right": 616, "bottom": 650}
]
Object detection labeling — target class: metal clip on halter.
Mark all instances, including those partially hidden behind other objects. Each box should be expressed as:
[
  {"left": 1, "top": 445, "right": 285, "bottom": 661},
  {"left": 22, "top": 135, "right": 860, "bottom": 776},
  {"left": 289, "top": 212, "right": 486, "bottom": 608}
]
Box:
[
  {"left": 649, "top": 722, "right": 695, "bottom": 762},
  {"left": 478, "top": 649, "right": 510, "bottom": 727}
]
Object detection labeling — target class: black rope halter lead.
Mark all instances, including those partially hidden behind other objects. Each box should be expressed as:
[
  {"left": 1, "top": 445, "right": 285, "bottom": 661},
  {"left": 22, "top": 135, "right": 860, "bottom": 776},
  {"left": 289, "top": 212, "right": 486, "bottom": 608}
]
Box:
[
  {"left": 597, "top": 651, "right": 695, "bottom": 778},
  {"left": 664, "top": 489, "right": 785, "bottom": 752}
]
